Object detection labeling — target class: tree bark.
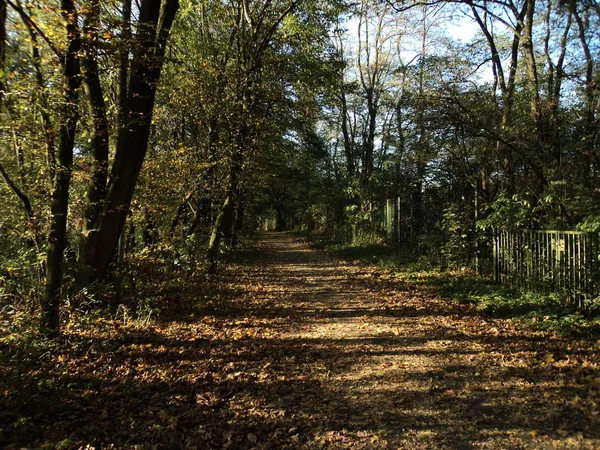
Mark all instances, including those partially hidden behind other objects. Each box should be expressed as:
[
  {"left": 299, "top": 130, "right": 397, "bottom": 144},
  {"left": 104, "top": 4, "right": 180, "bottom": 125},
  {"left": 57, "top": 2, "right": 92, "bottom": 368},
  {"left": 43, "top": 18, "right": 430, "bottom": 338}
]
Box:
[
  {"left": 0, "top": 163, "right": 37, "bottom": 241},
  {"left": 230, "top": 190, "right": 245, "bottom": 248},
  {"left": 207, "top": 150, "right": 242, "bottom": 273},
  {"left": 543, "top": 2, "right": 570, "bottom": 168},
  {"left": 117, "top": 0, "right": 131, "bottom": 151},
  {"left": 41, "top": 0, "right": 81, "bottom": 335},
  {"left": 522, "top": 0, "right": 541, "bottom": 128},
  {"left": 572, "top": 6, "right": 599, "bottom": 180},
  {"left": 471, "top": 0, "right": 526, "bottom": 195},
  {"left": 340, "top": 88, "right": 355, "bottom": 177},
  {"left": 0, "top": 0, "right": 6, "bottom": 110},
  {"left": 81, "top": 0, "right": 110, "bottom": 236},
  {"left": 83, "top": 0, "right": 179, "bottom": 278}
]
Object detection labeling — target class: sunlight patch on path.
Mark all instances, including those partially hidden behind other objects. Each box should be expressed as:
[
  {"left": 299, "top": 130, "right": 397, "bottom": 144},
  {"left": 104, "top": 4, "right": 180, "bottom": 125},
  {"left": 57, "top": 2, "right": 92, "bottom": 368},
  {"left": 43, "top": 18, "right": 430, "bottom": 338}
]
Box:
[{"left": 232, "top": 232, "right": 600, "bottom": 449}]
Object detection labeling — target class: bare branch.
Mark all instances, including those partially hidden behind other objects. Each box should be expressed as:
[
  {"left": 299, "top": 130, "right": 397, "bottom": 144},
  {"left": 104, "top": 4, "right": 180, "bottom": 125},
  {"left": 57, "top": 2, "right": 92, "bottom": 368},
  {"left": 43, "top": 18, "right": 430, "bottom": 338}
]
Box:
[{"left": 0, "top": 160, "right": 35, "bottom": 222}]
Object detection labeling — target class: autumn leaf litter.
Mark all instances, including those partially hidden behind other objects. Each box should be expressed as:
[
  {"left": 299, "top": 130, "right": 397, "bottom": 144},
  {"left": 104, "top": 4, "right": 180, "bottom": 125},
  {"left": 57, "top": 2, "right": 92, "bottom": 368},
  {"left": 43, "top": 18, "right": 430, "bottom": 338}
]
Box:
[{"left": 1, "top": 233, "right": 599, "bottom": 449}]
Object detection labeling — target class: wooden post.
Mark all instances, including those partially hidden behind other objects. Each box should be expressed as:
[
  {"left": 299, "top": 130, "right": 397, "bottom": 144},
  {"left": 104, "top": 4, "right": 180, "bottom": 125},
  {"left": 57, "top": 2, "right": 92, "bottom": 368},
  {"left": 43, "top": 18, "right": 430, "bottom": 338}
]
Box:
[
  {"left": 474, "top": 183, "right": 479, "bottom": 273},
  {"left": 493, "top": 229, "right": 498, "bottom": 283}
]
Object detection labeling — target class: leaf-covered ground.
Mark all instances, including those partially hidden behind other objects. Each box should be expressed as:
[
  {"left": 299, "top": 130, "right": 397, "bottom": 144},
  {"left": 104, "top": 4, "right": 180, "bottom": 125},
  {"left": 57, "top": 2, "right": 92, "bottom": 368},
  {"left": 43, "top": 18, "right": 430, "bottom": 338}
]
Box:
[{"left": 1, "top": 232, "right": 600, "bottom": 449}]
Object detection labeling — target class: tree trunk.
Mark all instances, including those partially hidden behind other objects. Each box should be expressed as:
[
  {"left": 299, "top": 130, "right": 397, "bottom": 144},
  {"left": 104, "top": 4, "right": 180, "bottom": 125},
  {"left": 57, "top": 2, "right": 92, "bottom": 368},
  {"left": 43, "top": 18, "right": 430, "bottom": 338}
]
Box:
[
  {"left": 41, "top": 0, "right": 81, "bottom": 335},
  {"left": 81, "top": 0, "right": 110, "bottom": 237},
  {"left": 117, "top": 0, "right": 131, "bottom": 151},
  {"left": 472, "top": 1, "right": 525, "bottom": 195},
  {"left": 82, "top": 0, "right": 179, "bottom": 279},
  {"left": 340, "top": 89, "right": 355, "bottom": 177},
  {"left": 230, "top": 198, "right": 245, "bottom": 249},
  {"left": 207, "top": 192, "right": 235, "bottom": 273},
  {"left": 572, "top": 6, "right": 599, "bottom": 182},
  {"left": 207, "top": 150, "right": 242, "bottom": 273},
  {"left": 522, "top": 0, "right": 541, "bottom": 129},
  {"left": 0, "top": 0, "right": 6, "bottom": 110},
  {"left": 361, "top": 87, "right": 376, "bottom": 186}
]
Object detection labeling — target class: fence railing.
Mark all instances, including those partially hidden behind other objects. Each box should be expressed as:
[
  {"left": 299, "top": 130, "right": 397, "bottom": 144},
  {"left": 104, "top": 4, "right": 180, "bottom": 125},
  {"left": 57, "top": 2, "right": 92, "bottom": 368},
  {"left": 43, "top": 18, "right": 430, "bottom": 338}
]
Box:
[
  {"left": 384, "top": 196, "right": 600, "bottom": 306},
  {"left": 494, "top": 229, "right": 600, "bottom": 305}
]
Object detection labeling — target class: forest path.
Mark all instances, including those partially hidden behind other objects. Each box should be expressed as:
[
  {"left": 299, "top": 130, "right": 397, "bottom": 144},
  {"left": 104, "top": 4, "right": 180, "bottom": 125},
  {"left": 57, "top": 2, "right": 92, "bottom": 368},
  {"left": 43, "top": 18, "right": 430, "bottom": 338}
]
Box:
[
  {"left": 3, "top": 233, "right": 600, "bottom": 450},
  {"left": 202, "top": 232, "right": 599, "bottom": 449}
]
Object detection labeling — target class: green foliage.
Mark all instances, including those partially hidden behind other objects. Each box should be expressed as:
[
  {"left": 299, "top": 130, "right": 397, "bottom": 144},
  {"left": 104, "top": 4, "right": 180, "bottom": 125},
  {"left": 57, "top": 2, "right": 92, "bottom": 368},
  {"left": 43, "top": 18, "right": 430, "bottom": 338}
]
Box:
[
  {"left": 323, "top": 241, "right": 395, "bottom": 264},
  {"left": 441, "top": 203, "right": 474, "bottom": 269},
  {"left": 578, "top": 214, "right": 600, "bottom": 233},
  {"left": 0, "top": 236, "right": 43, "bottom": 310},
  {"left": 432, "top": 276, "right": 600, "bottom": 337},
  {"left": 478, "top": 194, "right": 537, "bottom": 232},
  {"left": 2, "top": 0, "right": 600, "bottom": 337},
  {"left": 343, "top": 203, "right": 382, "bottom": 246},
  {"left": 116, "top": 299, "right": 156, "bottom": 327}
]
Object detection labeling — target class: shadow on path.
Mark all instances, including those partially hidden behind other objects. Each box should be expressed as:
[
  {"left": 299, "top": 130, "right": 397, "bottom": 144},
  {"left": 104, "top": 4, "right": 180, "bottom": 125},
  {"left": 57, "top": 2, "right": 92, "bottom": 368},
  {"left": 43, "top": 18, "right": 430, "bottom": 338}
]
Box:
[{"left": 1, "top": 233, "right": 599, "bottom": 449}]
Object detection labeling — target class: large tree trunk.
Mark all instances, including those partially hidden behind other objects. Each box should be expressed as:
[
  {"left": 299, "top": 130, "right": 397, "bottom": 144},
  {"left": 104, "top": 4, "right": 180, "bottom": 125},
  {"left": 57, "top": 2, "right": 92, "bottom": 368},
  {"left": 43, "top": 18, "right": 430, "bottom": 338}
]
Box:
[
  {"left": 82, "top": 0, "right": 179, "bottom": 279},
  {"left": 81, "top": 0, "right": 110, "bottom": 237},
  {"left": 572, "top": 6, "right": 600, "bottom": 182},
  {"left": 117, "top": 0, "right": 131, "bottom": 152},
  {"left": 40, "top": 0, "right": 81, "bottom": 335},
  {"left": 471, "top": 2, "right": 526, "bottom": 195},
  {"left": 340, "top": 89, "right": 355, "bottom": 177}
]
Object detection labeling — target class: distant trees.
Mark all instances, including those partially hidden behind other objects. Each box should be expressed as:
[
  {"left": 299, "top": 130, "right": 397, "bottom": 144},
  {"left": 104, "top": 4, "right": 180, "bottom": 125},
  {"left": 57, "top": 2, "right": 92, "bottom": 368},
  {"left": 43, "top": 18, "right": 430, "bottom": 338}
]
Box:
[
  {"left": 297, "top": 0, "right": 600, "bottom": 265},
  {"left": 153, "top": 0, "right": 343, "bottom": 271}
]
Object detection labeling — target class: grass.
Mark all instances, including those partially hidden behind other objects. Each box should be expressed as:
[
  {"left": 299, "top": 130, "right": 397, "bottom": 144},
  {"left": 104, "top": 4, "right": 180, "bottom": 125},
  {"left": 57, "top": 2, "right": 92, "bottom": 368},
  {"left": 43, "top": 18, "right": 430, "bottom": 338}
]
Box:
[{"left": 308, "top": 236, "right": 600, "bottom": 338}]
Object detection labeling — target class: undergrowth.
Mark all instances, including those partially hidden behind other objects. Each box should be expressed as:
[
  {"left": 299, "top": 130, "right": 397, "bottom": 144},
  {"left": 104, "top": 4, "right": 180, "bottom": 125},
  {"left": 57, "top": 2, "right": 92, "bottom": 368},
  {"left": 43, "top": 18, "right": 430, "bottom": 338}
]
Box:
[{"left": 310, "top": 237, "right": 600, "bottom": 338}]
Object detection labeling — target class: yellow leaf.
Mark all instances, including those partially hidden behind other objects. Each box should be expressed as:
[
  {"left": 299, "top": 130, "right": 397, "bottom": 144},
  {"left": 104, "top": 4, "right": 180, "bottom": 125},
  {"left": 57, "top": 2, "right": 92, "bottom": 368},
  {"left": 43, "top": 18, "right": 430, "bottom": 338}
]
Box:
[
  {"left": 57, "top": 355, "right": 65, "bottom": 362},
  {"left": 543, "top": 353, "right": 555, "bottom": 363}
]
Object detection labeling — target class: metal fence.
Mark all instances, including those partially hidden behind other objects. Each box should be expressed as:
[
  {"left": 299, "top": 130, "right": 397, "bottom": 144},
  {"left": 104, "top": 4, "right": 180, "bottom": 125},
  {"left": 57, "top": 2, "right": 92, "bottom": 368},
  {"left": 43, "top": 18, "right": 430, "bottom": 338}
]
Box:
[
  {"left": 494, "top": 229, "right": 600, "bottom": 305},
  {"left": 384, "top": 196, "right": 600, "bottom": 306}
]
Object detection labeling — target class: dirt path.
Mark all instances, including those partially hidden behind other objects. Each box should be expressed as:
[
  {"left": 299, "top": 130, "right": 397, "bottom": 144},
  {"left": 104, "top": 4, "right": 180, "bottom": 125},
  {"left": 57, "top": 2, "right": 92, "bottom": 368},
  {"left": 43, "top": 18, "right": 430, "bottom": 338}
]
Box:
[
  {"left": 2, "top": 233, "right": 600, "bottom": 449},
  {"left": 198, "top": 233, "right": 600, "bottom": 449}
]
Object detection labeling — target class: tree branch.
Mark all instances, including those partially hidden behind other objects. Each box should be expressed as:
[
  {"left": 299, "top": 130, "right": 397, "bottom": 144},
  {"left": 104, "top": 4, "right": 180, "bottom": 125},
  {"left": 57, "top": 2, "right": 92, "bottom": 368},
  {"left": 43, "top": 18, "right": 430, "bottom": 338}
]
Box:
[
  {"left": 0, "top": 160, "right": 35, "bottom": 221},
  {"left": 6, "top": 0, "right": 63, "bottom": 60}
]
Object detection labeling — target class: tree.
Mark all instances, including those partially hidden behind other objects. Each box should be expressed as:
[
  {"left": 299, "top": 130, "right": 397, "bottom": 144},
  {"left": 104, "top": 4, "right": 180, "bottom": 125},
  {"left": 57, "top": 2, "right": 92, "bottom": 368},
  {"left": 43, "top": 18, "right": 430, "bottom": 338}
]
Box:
[
  {"left": 0, "top": 0, "right": 180, "bottom": 333},
  {"left": 41, "top": 0, "right": 82, "bottom": 334},
  {"left": 81, "top": 0, "right": 180, "bottom": 278}
]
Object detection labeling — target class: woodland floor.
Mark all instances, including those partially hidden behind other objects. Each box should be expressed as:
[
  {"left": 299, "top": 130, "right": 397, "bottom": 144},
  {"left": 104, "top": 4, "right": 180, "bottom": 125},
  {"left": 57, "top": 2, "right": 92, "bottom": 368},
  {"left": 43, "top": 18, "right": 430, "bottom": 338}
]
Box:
[{"left": 2, "top": 232, "right": 600, "bottom": 449}]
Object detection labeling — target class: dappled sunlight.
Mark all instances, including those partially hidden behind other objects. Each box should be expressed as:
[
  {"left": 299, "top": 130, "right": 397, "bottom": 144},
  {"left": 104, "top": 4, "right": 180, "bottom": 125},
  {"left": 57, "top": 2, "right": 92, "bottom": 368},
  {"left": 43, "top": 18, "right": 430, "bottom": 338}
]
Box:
[{"left": 2, "top": 233, "right": 599, "bottom": 449}]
